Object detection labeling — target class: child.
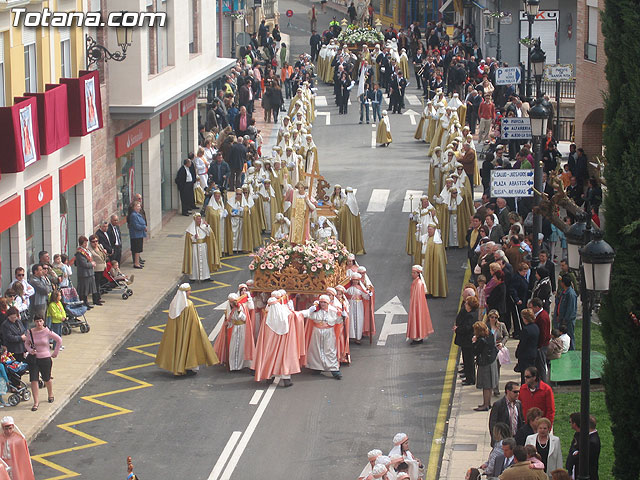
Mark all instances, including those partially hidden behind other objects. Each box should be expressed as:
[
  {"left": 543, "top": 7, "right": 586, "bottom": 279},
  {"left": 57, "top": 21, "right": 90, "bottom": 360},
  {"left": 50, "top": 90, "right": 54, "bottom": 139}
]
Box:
[
  {"left": 53, "top": 254, "right": 73, "bottom": 288},
  {"left": 109, "top": 261, "right": 134, "bottom": 285},
  {"left": 558, "top": 325, "right": 571, "bottom": 353},
  {"left": 46, "top": 290, "right": 66, "bottom": 349},
  {"left": 547, "top": 328, "right": 564, "bottom": 360},
  {"left": 524, "top": 445, "right": 545, "bottom": 470},
  {"left": 476, "top": 275, "right": 487, "bottom": 321}
]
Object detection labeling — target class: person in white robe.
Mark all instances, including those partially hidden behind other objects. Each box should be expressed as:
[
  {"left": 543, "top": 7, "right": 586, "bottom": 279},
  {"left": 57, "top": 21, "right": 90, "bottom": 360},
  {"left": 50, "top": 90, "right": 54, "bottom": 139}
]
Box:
[
  {"left": 223, "top": 293, "right": 252, "bottom": 371},
  {"left": 183, "top": 214, "right": 216, "bottom": 281},
  {"left": 257, "top": 179, "right": 276, "bottom": 234},
  {"left": 389, "top": 433, "right": 423, "bottom": 480},
  {"left": 206, "top": 190, "right": 229, "bottom": 254},
  {"left": 299, "top": 295, "right": 344, "bottom": 378},
  {"left": 346, "top": 272, "right": 371, "bottom": 343},
  {"left": 273, "top": 212, "right": 291, "bottom": 240},
  {"left": 228, "top": 188, "right": 247, "bottom": 252},
  {"left": 284, "top": 147, "right": 301, "bottom": 186},
  {"left": 359, "top": 449, "right": 383, "bottom": 480},
  {"left": 315, "top": 215, "right": 338, "bottom": 242},
  {"left": 445, "top": 186, "right": 463, "bottom": 247}
]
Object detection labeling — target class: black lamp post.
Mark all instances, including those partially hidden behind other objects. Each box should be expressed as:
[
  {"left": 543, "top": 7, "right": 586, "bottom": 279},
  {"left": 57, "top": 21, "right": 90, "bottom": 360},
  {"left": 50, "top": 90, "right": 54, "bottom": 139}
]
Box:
[
  {"left": 524, "top": 0, "right": 540, "bottom": 100},
  {"left": 566, "top": 215, "right": 616, "bottom": 480},
  {"left": 527, "top": 40, "right": 547, "bottom": 274},
  {"left": 86, "top": 18, "right": 133, "bottom": 68}
]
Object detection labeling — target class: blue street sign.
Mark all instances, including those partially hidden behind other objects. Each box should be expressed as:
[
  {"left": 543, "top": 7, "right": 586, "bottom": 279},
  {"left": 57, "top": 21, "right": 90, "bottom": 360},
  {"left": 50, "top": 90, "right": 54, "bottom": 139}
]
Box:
[
  {"left": 501, "top": 117, "right": 532, "bottom": 140},
  {"left": 490, "top": 169, "right": 535, "bottom": 198},
  {"left": 495, "top": 67, "right": 522, "bottom": 86}
]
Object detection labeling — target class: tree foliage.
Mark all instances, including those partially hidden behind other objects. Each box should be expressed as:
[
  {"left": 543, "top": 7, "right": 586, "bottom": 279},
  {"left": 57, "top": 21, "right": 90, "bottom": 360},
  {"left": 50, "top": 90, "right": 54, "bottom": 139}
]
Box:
[{"left": 600, "top": 1, "right": 640, "bottom": 478}]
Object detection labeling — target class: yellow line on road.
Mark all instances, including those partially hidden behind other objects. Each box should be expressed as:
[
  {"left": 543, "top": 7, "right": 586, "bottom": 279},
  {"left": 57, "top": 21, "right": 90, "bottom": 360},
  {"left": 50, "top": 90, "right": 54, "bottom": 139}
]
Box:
[
  {"left": 31, "top": 260, "right": 246, "bottom": 479},
  {"left": 425, "top": 265, "right": 470, "bottom": 480}
]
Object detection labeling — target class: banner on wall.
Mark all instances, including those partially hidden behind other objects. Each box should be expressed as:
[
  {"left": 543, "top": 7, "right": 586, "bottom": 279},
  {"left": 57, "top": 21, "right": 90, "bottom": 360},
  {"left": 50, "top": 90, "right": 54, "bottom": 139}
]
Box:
[{"left": 19, "top": 104, "right": 37, "bottom": 168}]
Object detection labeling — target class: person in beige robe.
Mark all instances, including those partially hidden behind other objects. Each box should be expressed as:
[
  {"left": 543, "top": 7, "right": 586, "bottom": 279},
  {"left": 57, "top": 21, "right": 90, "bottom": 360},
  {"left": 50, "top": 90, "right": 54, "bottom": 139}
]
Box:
[{"left": 376, "top": 110, "right": 392, "bottom": 147}]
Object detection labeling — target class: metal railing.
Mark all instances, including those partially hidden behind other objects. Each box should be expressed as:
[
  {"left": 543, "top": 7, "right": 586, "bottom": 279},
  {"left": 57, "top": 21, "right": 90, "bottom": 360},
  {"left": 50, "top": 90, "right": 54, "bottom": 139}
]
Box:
[
  {"left": 552, "top": 117, "right": 575, "bottom": 143},
  {"left": 540, "top": 80, "right": 576, "bottom": 99}
]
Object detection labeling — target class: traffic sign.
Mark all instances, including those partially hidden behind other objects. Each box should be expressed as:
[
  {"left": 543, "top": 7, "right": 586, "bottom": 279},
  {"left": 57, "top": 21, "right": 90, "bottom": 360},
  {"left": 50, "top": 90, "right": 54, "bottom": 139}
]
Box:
[
  {"left": 501, "top": 117, "right": 532, "bottom": 140},
  {"left": 495, "top": 66, "right": 522, "bottom": 85},
  {"left": 286, "top": 9, "right": 293, "bottom": 17},
  {"left": 543, "top": 64, "right": 574, "bottom": 82},
  {"left": 490, "top": 169, "right": 534, "bottom": 198}
]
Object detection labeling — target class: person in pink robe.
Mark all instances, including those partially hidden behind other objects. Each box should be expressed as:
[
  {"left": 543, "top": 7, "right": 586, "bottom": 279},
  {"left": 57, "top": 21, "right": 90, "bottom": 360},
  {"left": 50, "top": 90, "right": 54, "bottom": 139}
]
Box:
[
  {"left": 407, "top": 265, "right": 434, "bottom": 344},
  {"left": 1, "top": 417, "right": 34, "bottom": 480},
  {"left": 213, "top": 293, "right": 255, "bottom": 371},
  {"left": 253, "top": 292, "right": 305, "bottom": 387}
]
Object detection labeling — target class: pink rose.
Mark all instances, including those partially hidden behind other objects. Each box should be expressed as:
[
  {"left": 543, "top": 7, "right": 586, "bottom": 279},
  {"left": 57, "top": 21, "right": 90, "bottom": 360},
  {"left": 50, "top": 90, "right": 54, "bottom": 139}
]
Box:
[
  {"left": 260, "top": 264, "right": 266, "bottom": 269},
  {"left": 249, "top": 264, "right": 255, "bottom": 270},
  {"left": 311, "top": 266, "right": 317, "bottom": 272}
]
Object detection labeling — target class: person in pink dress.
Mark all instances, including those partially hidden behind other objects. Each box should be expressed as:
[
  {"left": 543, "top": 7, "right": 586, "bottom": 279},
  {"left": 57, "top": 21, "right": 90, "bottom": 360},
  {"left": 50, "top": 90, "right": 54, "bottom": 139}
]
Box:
[
  {"left": 407, "top": 265, "right": 434, "bottom": 344},
  {"left": 1, "top": 416, "right": 34, "bottom": 480}
]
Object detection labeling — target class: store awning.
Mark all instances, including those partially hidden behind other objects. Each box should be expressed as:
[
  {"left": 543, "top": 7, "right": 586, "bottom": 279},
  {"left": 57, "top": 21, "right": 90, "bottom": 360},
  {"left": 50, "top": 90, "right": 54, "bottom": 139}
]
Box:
[{"left": 109, "top": 58, "right": 236, "bottom": 120}]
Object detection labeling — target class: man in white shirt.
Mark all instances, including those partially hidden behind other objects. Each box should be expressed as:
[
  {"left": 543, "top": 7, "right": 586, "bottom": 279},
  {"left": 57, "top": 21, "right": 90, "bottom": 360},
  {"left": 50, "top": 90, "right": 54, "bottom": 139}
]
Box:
[{"left": 14, "top": 267, "right": 34, "bottom": 299}]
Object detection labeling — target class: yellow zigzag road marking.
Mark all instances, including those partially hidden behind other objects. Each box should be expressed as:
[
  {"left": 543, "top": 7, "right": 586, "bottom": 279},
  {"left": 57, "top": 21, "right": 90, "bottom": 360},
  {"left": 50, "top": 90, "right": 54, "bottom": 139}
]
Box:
[{"left": 32, "top": 260, "right": 248, "bottom": 479}]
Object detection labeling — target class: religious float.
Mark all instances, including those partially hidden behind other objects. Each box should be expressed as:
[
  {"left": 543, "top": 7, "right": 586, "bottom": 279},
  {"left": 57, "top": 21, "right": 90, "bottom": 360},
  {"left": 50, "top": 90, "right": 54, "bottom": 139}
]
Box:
[
  {"left": 249, "top": 237, "right": 350, "bottom": 294},
  {"left": 337, "top": 25, "right": 385, "bottom": 51}
]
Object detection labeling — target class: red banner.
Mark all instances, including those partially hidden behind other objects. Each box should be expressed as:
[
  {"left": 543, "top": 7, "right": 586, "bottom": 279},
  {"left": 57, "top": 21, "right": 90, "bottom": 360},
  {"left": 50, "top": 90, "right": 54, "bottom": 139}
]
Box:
[
  {"left": 61, "top": 70, "right": 103, "bottom": 137},
  {"left": 180, "top": 93, "right": 198, "bottom": 117},
  {"left": 0, "top": 97, "right": 41, "bottom": 173},
  {"left": 115, "top": 120, "right": 151, "bottom": 158},
  {"left": 25, "top": 84, "right": 70, "bottom": 155},
  {"left": 24, "top": 175, "right": 53, "bottom": 215},
  {"left": 0, "top": 195, "right": 21, "bottom": 234},
  {"left": 59, "top": 155, "right": 86, "bottom": 193},
  {"left": 160, "top": 103, "right": 180, "bottom": 129}
]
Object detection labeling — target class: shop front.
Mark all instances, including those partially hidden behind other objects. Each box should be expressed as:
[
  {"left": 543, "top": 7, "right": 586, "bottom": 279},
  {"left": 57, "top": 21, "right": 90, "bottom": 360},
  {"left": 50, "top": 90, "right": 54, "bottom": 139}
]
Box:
[
  {"left": 24, "top": 175, "right": 53, "bottom": 267},
  {"left": 180, "top": 93, "right": 197, "bottom": 158},
  {"left": 160, "top": 104, "right": 180, "bottom": 214},
  {"left": 59, "top": 155, "right": 86, "bottom": 258},
  {"left": 0, "top": 195, "right": 21, "bottom": 292}
]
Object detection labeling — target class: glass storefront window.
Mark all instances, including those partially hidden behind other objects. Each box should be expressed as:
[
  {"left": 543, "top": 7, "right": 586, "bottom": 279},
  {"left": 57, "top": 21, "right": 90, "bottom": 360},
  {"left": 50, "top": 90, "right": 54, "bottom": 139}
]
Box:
[
  {"left": 180, "top": 112, "right": 194, "bottom": 159},
  {"left": 25, "top": 207, "right": 45, "bottom": 267},
  {"left": 116, "top": 144, "right": 144, "bottom": 247},
  {"left": 160, "top": 127, "right": 174, "bottom": 213},
  {"left": 60, "top": 186, "right": 78, "bottom": 258},
  {"left": 1, "top": 229, "right": 13, "bottom": 292}
]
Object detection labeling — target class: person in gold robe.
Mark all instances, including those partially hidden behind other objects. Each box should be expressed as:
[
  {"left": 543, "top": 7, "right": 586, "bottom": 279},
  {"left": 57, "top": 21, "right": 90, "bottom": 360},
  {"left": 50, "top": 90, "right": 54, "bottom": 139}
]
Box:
[
  {"left": 421, "top": 224, "right": 448, "bottom": 298},
  {"left": 289, "top": 182, "right": 316, "bottom": 244},
  {"left": 155, "top": 283, "right": 219, "bottom": 376},
  {"left": 205, "top": 189, "right": 234, "bottom": 256},
  {"left": 376, "top": 110, "right": 392, "bottom": 147},
  {"left": 182, "top": 213, "right": 220, "bottom": 281},
  {"left": 338, "top": 187, "right": 366, "bottom": 255}
]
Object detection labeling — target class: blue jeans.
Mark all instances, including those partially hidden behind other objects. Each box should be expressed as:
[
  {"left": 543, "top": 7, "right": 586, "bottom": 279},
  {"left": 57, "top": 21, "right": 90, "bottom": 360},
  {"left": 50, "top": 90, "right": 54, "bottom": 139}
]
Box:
[
  {"left": 284, "top": 79, "right": 292, "bottom": 99},
  {"left": 51, "top": 322, "right": 62, "bottom": 349},
  {"left": 371, "top": 103, "right": 382, "bottom": 122},
  {"left": 359, "top": 96, "right": 370, "bottom": 123}
]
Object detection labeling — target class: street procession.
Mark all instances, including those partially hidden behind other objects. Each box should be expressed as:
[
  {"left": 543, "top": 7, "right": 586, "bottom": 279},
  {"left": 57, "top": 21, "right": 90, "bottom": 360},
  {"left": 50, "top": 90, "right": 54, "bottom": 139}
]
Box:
[{"left": 0, "top": 0, "right": 631, "bottom": 478}]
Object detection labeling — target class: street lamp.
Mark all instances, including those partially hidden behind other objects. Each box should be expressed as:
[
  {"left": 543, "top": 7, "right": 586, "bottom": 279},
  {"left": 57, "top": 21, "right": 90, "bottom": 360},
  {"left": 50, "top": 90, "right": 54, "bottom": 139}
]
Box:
[
  {"left": 566, "top": 216, "right": 615, "bottom": 480},
  {"left": 524, "top": 0, "right": 540, "bottom": 100},
  {"left": 86, "top": 17, "right": 133, "bottom": 68},
  {"left": 528, "top": 39, "right": 547, "bottom": 274}
]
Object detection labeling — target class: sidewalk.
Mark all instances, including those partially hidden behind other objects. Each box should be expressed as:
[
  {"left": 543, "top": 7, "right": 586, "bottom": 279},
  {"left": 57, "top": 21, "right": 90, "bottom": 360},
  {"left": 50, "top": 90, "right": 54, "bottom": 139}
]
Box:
[
  {"left": 13, "top": 104, "right": 278, "bottom": 443},
  {"left": 439, "top": 348, "right": 522, "bottom": 479}
]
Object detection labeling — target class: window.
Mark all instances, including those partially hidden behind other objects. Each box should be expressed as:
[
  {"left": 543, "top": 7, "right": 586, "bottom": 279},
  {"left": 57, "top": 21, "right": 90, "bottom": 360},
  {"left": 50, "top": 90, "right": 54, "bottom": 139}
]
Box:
[
  {"left": 23, "top": 27, "right": 37, "bottom": 93},
  {"left": 60, "top": 28, "right": 72, "bottom": 78},
  {"left": 189, "top": 0, "right": 200, "bottom": 53},
  {"left": 157, "top": 0, "right": 169, "bottom": 70},
  {"left": 0, "top": 34, "right": 5, "bottom": 107},
  {"left": 585, "top": 6, "right": 598, "bottom": 62}
]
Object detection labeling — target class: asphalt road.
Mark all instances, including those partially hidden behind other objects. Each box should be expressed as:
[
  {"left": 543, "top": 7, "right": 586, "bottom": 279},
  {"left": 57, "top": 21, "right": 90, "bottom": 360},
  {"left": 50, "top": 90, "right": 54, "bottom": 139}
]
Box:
[{"left": 30, "top": 3, "right": 469, "bottom": 479}]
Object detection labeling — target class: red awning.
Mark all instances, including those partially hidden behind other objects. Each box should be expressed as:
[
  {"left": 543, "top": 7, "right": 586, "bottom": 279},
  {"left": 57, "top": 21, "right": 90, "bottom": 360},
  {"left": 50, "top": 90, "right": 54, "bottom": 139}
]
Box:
[
  {"left": 0, "top": 195, "right": 21, "bottom": 234},
  {"left": 160, "top": 103, "right": 179, "bottom": 129},
  {"left": 59, "top": 155, "right": 86, "bottom": 193},
  {"left": 115, "top": 120, "right": 151, "bottom": 158},
  {"left": 60, "top": 70, "right": 103, "bottom": 136},
  {"left": 24, "top": 83, "right": 70, "bottom": 155},
  {"left": 180, "top": 93, "right": 197, "bottom": 117},
  {"left": 24, "top": 175, "right": 53, "bottom": 215},
  {"left": 0, "top": 97, "right": 41, "bottom": 173}
]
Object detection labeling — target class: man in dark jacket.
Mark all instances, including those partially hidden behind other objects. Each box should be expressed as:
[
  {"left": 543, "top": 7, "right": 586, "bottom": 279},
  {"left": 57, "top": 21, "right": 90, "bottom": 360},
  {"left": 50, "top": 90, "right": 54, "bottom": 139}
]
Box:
[
  {"left": 96, "top": 221, "right": 114, "bottom": 259},
  {"left": 455, "top": 296, "right": 478, "bottom": 385},
  {"left": 175, "top": 158, "right": 197, "bottom": 216},
  {"left": 208, "top": 152, "right": 231, "bottom": 194},
  {"left": 489, "top": 381, "right": 524, "bottom": 445},
  {"left": 566, "top": 412, "right": 601, "bottom": 480},
  {"left": 228, "top": 137, "right": 247, "bottom": 191},
  {"left": 107, "top": 215, "right": 123, "bottom": 263}
]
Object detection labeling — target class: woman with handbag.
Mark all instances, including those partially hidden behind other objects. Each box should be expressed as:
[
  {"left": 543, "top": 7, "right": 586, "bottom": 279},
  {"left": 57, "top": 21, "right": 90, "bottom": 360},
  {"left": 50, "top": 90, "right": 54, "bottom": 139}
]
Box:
[
  {"left": 486, "top": 309, "right": 509, "bottom": 397},
  {"left": 472, "top": 320, "right": 499, "bottom": 412},
  {"left": 22, "top": 314, "right": 62, "bottom": 411}
]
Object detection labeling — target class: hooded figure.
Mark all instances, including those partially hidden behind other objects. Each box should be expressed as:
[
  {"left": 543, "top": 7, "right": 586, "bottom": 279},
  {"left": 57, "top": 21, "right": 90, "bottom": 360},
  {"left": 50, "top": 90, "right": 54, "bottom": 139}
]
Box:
[
  {"left": 376, "top": 110, "right": 392, "bottom": 146},
  {"left": 407, "top": 265, "right": 434, "bottom": 343},
  {"left": 0, "top": 417, "right": 31, "bottom": 480},
  {"left": 182, "top": 213, "right": 220, "bottom": 280},
  {"left": 337, "top": 187, "right": 366, "bottom": 255}
]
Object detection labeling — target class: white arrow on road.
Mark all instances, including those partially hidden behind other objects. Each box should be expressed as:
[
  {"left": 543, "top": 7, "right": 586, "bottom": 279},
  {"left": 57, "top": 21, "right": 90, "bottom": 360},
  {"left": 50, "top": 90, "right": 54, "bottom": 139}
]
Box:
[
  {"left": 317, "top": 111, "right": 331, "bottom": 125},
  {"left": 403, "top": 109, "right": 419, "bottom": 126},
  {"left": 375, "top": 296, "right": 408, "bottom": 346}
]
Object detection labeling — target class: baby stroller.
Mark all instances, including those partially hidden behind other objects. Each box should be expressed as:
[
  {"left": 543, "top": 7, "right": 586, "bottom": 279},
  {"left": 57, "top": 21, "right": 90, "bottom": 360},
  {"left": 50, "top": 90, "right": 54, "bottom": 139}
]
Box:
[
  {"left": 2, "top": 361, "right": 32, "bottom": 406},
  {"left": 104, "top": 263, "right": 134, "bottom": 300},
  {"left": 60, "top": 284, "right": 91, "bottom": 335}
]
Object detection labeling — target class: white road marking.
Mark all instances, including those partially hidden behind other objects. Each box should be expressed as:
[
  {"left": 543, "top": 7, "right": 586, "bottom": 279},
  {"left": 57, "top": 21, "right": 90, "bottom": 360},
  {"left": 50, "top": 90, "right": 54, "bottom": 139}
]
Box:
[
  {"left": 366, "top": 189, "right": 390, "bottom": 212},
  {"left": 316, "top": 111, "right": 331, "bottom": 125},
  {"left": 219, "top": 380, "right": 279, "bottom": 479},
  {"left": 375, "top": 296, "right": 408, "bottom": 346},
  {"left": 403, "top": 108, "right": 419, "bottom": 125},
  {"left": 402, "top": 190, "right": 424, "bottom": 212},
  {"left": 208, "top": 431, "right": 242, "bottom": 480},
  {"left": 383, "top": 96, "right": 390, "bottom": 105},
  {"left": 371, "top": 129, "right": 376, "bottom": 148},
  {"left": 315, "top": 95, "right": 328, "bottom": 107},
  {"left": 249, "top": 389, "right": 264, "bottom": 405},
  {"left": 209, "top": 313, "right": 226, "bottom": 341},
  {"left": 371, "top": 123, "right": 376, "bottom": 128},
  {"left": 406, "top": 94, "right": 422, "bottom": 106}
]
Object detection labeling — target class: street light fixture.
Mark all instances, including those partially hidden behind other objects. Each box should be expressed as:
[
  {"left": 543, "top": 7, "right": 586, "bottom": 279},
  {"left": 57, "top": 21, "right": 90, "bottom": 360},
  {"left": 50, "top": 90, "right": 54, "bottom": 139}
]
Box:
[
  {"left": 530, "top": 41, "right": 546, "bottom": 78},
  {"left": 525, "top": 0, "right": 540, "bottom": 17},
  {"left": 565, "top": 213, "right": 615, "bottom": 480},
  {"left": 524, "top": 0, "right": 540, "bottom": 100},
  {"left": 86, "top": 16, "right": 133, "bottom": 68}
]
